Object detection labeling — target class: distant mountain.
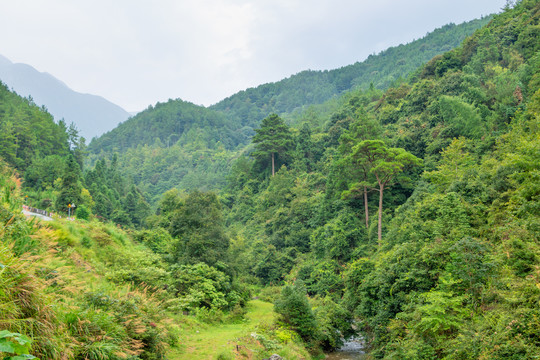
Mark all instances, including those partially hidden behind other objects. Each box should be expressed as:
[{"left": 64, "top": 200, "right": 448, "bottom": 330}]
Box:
[
  {"left": 210, "top": 16, "right": 492, "bottom": 129},
  {"left": 0, "top": 54, "right": 130, "bottom": 140},
  {"left": 87, "top": 99, "right": 246, "bottom": 201},
  {"left": 88, "top": 98, "right": 246, "bottom": 154}
]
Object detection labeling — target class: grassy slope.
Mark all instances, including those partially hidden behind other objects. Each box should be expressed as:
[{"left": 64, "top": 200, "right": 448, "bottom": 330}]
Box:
[
  {"left": 171, "top": 300, "right": 278, "bottom": 360},
  {"left": 3, "top": 199, "right": 311, "bottom": 359}
]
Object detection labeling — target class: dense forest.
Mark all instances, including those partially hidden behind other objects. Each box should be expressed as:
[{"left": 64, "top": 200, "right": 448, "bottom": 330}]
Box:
[
  {"left": 1, "top": 1, "right": 540, "bottom": 359},
  {"left": 85, "top": 16, "right": 491, "bottom": 204},
  {"left": 210, "top": 17, "right": 492, "bottom": 129}
]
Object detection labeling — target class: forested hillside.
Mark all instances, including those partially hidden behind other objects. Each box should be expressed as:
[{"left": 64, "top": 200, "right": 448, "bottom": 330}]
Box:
[
  {"left": 87, "top": 17, "right": 491, "bottom": 204},
  {"left": 88, "top": 99, "right": 248, "bottom": 154},
  {"left": 210, "top": 17, "right": 491, "bottom": 128},
  {"left": 1, "top": 1, "right": 540, "bottom": 359},
  {"left": 0, "top": 80, "right": 152, "bottom": 226},
  {"left": 218, "top": 0, "right": 540, "bottom": 357},
  {"left": 0, "top": 82, "right": 72, "bottom": 172},
  {"left": 87, "top": 99, "right": 248, "bottom": 202}
]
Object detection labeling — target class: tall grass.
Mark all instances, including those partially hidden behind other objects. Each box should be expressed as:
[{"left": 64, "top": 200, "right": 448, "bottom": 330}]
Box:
[{"left": 0, "top": 162, "right": 180, "bottom": 359}]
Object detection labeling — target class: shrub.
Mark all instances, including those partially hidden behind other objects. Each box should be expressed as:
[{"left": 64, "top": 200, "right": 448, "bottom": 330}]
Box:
[
  {"left": 76, "top": 204, "right": 91, "bottom": 220},
  {"left": 274, "top": 281, "right": 319, "bottom": 344}
]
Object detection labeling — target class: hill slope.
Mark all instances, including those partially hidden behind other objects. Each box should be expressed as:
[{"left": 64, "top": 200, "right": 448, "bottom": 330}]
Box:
[
  {"left": 0, "top": 54, "right": 130, "bottom": 140},
  {"left": 220, "top": 0, "right": 540, "bottom": 357},
  {"left": 87, "top": 17, "right": 492, "bottom": 201},
  {"left": 88, "top": 98, "right": 246, "bottom": 154},
  {"left": 210, "top": 17, "right": 492, "bottom": 129},
  {"left": 87, "top": 99, "right": 247, "bottom": 201}
]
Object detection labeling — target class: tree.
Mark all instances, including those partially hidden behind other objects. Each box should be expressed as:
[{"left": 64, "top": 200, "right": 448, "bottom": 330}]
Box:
[
  {"left": 55, "top": 154, "right": 83, "bottom": 213},
  {"left": 124, "top": 185, "right": 151, "bottom": 228},
  {"left": 295, "top": 122, "right": 315, "bottom": 172},
  {"left": 252, "top": 114, "right": 294, "bottom": 176},
  {"left": 166, "top": 190, "right": 229, "bottom": 266},
  {"left": 424, "top": 137, "right": 476, "bottom": 191},
  {"left": 274, "top": 281, "right": 319, "bottom": 343},
  {"left": 0, "top": 121, "right": 18, "bottom": 166},
  {"left": 340, "top": 110, "right": 382, "bottom": 229},
  {"left": 349, "top": 140, "right": 421, "bottom": 244}
]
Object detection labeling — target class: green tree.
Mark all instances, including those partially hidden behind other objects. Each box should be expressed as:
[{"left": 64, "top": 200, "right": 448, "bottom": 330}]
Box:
[
  {"left": 252, "top": 114, "right": 294, "bottom": 176},
  {"left": 124, "top": 185, "right": 150, "bottom": 228},
  {"left": 295, "top": 122, "right": 315, "bottom": 172},
  {"left": 0, "top": 121, "right": 18, "bottom": 166},
  {"left": 55, "top": 154, "right": 83, "bottom": 213},
  {"left": 167, "top": 190, "right": 229, "bottom": 266},
  {"left": 424, "top": 137, "right": 476, "bottom": 191},
  {"left": 349, "top": 140, "right": 421, "bottom": 244},
  {"left": 274, "top": 281, "right": 319, "bottom": 343},
  {"left": 339, "top": 110, "right": 381, "bottom": 229}
]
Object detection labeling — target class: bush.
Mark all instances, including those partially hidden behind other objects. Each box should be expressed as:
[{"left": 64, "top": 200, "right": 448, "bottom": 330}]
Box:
[
  {"left": 274, "top": 281, "right": 319, "bottom": 344},
  {"left": 76, "top": 204, "right": 91, "bottom": 220}
]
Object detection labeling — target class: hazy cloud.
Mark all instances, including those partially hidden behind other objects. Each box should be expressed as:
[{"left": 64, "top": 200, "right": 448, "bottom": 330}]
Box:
[{"left": 0, "top": 0, "right": 506, "bottom": 111}]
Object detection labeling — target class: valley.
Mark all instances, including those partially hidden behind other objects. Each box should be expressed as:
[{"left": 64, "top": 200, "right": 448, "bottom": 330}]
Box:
[{"left": 1, "top": 1, "right": 539, "bottom": 359}]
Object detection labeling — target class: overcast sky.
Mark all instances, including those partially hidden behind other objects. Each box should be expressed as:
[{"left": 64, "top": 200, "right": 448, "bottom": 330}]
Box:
[{"left": 0, "top": 0, "right": 507, "bottom": 112}]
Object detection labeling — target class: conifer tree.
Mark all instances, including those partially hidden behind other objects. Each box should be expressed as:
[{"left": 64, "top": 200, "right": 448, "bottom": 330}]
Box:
[
  {"left": 55, "top": 154, "right": 83, "bottom": 213},
  {"left": 349, "top": 140, "right": 421, "bottom": 244},
  {"left": 252, "top": 114, "right": 294, "bottom": 176}
]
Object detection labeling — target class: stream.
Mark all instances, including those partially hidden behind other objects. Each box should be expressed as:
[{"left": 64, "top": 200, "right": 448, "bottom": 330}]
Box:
[{"left": 325, "top": 338, "right": 366, "bottom": 360}]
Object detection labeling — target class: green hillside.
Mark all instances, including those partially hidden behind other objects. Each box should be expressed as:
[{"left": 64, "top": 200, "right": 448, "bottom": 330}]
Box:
[
  {"left": 210, "top": 17, "right": 492, "bottom": 129},
  {"left": 87, "top": 17, "right": 491, "bottom": 203},
  {"left": 88, "top": 98, "right": 247, "bottom": 154},
  {"left": 0, "top": 81, "right": 71, "bottom": 172},
  {"left": 219, "top": 0, "right": 540, "bottom": 357},
  {"left": 1, "top": 1, "right": 540, "bottom": 359}
]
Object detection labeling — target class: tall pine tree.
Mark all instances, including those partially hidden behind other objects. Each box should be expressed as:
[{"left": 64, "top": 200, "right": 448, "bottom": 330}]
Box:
[
  {"left": 252, "top": 114, "right": 294, "bottom": 177},
  {"left": 55, "top": 154, "right": 83, "bottom": 213}
]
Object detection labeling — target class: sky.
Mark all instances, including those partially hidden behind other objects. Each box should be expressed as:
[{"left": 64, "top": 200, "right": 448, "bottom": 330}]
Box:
[{"left": 0, "top": 0, "right": 507, "bottom": 112}]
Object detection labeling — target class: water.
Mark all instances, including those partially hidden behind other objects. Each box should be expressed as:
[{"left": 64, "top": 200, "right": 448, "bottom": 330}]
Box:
[{"left": 325, "top": 338, "right": 366, "bottom": 360}]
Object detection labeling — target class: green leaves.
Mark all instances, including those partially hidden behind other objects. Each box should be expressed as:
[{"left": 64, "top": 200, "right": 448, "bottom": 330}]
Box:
[
  {"left": 350, "top": 140, "right": 422, "bottom": 187},
  {"left": 252, "top": 114, "right": 294, "bottom": 176},
  {"left": 438, "top": 95, "right": 484, "bottom": 140},
  {"left": 413, "top": 286, "right": 466, "bottom": 337},
  {"left": 274, "top": 282, "right": 319, "bottom": 343},
  {"left": 0, "top": 330, "right": 37, "bottom": 359},
  {"left": 162, "top": 190, "right": 229, "bottom": 267}
]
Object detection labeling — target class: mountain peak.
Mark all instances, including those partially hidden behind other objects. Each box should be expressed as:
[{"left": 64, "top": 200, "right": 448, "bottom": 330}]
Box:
[{"left": 0, "top": 54, "right": 130, "bottom": 140}]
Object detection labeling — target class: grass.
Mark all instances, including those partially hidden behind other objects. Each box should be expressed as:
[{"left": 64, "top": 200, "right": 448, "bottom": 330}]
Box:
[{"left": 170, "top": 300, "right": 276, "bottom": 360}]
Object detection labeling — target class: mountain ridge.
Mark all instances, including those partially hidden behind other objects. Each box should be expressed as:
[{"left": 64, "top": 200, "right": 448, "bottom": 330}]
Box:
[
  {"left": 210, "top": 17, "right": 493, "bottom": 128},
  {"left": 0, "top": 54, "right": 130, "bottom": 140}
]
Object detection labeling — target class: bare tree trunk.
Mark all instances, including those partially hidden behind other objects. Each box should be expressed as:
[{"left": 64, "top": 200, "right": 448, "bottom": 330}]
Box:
[
  {"left": 272, "top": 152, "right": 275, "bottom": 177},
  {"left": 378, "top": 185, "right": 384, "bottom": 246},
  {"left": 364, "top": 186, "right": 369, "bottom": 229}
]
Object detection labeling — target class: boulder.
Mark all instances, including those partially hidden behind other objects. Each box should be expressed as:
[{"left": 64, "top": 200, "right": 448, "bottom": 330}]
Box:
[{"left": 263, "top": 355, "right": 283, "bottom": 360}]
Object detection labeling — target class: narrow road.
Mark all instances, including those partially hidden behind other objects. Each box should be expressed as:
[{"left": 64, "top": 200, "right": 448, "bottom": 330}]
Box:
[{"left": 22, "top": 209, "right": 53, "bottom": 221}]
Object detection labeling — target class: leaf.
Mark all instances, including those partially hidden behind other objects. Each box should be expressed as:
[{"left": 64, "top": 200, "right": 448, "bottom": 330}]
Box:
[
  {"left": 0, "top": 338, "right": 16, "bottom": 353},
  {"left": 8, "top": 356, "right": 37, "bottom": 360},
  {"left": 0, "top": 332, "right": 32, "bottom": 355}
]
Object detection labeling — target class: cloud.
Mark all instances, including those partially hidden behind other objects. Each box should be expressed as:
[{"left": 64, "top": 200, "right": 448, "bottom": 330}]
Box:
[{"left": 0, "top": 0, "right": 506, "bottom": 111}]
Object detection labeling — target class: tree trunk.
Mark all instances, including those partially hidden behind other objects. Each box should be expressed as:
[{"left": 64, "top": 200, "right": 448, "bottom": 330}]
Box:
[
  {"left": 271, "top": 152, "right": 275, "bottom": 177},
  {"left": 378, "top": 184, "right": 384, "bottom": 246},
  {"left": 364, "top": 186, "right": 369, "bottom": 229}
]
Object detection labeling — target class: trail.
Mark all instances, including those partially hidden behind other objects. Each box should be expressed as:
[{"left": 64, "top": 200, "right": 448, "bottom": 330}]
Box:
[{"left": 171, "top": 300, "right": 275, "bottom": 360}]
